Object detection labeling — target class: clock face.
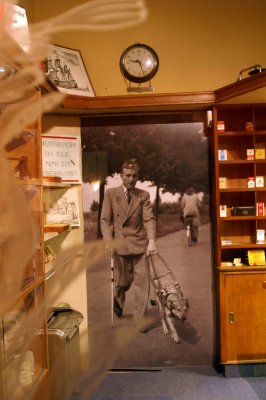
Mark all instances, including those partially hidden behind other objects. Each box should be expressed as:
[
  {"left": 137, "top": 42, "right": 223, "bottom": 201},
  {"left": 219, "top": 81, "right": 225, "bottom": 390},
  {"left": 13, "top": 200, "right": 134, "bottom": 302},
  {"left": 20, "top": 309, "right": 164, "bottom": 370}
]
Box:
[{"left": 120, "top": 43, "right": 159, "bottom": 83}]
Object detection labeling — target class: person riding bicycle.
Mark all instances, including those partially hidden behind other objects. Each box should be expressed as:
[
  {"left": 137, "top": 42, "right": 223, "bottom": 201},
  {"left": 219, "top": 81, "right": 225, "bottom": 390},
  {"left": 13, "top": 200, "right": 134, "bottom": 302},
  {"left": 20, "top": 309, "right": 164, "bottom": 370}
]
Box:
[{"left": 181, "top": 186, "right": 201, "bottom": 244}]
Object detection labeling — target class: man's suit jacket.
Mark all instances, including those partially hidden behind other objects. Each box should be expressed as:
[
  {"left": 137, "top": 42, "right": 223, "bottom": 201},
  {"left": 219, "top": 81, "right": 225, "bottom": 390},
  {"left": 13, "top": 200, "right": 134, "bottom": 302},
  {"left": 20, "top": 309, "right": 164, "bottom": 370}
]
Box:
[{"left": 100, "top": 185, "right": 156, "bottom": 255}]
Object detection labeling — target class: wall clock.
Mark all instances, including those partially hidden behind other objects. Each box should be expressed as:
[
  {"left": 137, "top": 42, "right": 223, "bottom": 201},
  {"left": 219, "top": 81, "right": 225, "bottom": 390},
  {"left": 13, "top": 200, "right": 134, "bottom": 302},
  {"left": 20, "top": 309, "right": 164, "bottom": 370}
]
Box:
[{"left": 119, "top": 43, "right": 159, "bottom": 84}]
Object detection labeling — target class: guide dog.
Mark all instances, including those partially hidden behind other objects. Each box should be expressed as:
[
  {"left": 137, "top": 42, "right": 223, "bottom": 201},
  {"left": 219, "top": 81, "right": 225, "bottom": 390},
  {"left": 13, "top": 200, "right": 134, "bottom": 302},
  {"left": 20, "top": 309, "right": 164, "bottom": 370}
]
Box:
[{"left": 154, "top": 281, "right": 188, "bottom": 343}]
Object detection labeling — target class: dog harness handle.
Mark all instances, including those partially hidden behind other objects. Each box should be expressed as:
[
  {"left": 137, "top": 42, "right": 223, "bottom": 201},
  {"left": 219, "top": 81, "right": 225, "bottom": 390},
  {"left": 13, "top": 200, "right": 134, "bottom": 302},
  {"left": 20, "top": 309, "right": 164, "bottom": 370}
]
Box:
[{"left": 147, "top": 253, "right": 179, "bottom": 292}]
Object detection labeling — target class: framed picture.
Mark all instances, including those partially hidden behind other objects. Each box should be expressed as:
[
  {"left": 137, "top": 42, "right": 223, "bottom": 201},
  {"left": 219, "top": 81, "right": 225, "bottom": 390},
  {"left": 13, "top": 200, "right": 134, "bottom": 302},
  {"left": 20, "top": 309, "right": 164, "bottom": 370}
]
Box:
[{"left": 44, "top": 44, "right": 95, "bottom": 97}]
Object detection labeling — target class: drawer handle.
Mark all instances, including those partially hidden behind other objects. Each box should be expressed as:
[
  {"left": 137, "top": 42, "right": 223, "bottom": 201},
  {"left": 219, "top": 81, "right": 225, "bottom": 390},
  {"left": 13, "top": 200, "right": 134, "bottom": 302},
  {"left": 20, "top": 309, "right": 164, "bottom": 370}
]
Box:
[{"left": 263, "top": 281, "right": 266, "bottom": 289}]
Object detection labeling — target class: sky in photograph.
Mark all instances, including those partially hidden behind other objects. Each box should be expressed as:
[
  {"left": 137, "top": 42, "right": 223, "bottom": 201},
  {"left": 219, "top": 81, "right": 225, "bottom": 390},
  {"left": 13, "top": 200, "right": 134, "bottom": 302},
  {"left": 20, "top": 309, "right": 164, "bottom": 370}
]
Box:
[{"left": 83, "top": 173, "right": 180, "bottom": 212}]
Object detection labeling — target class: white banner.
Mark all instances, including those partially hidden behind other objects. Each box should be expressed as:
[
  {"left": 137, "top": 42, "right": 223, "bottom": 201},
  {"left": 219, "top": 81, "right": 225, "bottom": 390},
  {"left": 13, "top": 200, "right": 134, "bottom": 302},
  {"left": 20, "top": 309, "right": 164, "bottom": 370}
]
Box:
[{"left": 42, "top": 135, "right": 82, "bottom": 183}]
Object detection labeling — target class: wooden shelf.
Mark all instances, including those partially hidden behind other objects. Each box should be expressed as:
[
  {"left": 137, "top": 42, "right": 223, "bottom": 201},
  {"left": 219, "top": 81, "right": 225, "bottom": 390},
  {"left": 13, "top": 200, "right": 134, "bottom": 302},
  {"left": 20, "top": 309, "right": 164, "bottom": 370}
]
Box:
[
  {"left": 220, "top": 216, "right": 266, "bottom": 220},
  {"left": 16, "top": 178, "right": 42, "bottom": 185},
  {"left": 42, "top": 176, "right": 71, "bottom": 188},
  {"left": 220, "top": 187, "right": 266, "bottom": 192},
  {"left": 219, "top": 264, "right": 266, "bottom": 271},
  {"left": 43, "top": 182, "right": 72, "bottom": 188},
  {"left": 43, "top": 223, "right": 70, "bottom": 233},
  {"left": 62, "top": 91, "right": 216, "bottom": 113},
  {"left": 218, "top": 130, "right": 266, "bottom": 136},
  {"left": 221, "top": 243, "right": 266, "bottom": 249},
  {"left": 218, "top": 131, "right": 254, "bottom": 136},
  {"left": 219, "top": 159, "right": 266, "bottom": 164}
]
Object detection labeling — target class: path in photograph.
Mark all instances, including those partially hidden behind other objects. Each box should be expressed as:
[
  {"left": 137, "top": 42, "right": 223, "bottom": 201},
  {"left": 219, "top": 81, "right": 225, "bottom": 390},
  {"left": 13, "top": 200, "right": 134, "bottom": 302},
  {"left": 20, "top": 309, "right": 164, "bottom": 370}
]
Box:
[{"left": 87, "top": 222, "right": 214, "bottom": 369}]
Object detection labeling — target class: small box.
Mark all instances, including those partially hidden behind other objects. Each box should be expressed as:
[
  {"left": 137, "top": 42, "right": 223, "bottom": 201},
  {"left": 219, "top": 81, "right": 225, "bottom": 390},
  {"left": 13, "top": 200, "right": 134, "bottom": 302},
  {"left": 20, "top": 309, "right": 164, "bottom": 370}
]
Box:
[
  {"left": 218, "top": 149, "right": 227, "bottom": 160},
  {"left": 221, "top": 261, "right": 234, "bottom": 267},
  {"left": 256, "top": 176, "right": 264, "bottom": 187},
  {"left": 247, "top": 177, "right": 255, "bottom": 188},
  {"left": 247, "top": 149, "right": 255, "bottom": 160},
  {"left": 257, "top": 229, "right": 265, "bottom": 244},
  {"left": 246, "top": 122, "right": 254, "bottom": 132},
  {"left": 255, "top": 148, "right": 265, "bottom": 159},
  {"left": 247, "top": 250, "right": 265, "bottom": 266},
  {"left": 235, "top": 206, "right": 256, "bottom": 216},
  {"left": 256, "top": 202, "right": 264, "bottom": 216},
  {"left": 219, "top": 177, "right": 227, "bottom": 189},
  {"left": 220, "top": 205, "right": 227, "bottom": 217},
  {"left": 221, "top": 239, "right": 232, "bottom": 246},
  {"left": 216, "top": 121, "right": 225, "bottom": 132},
  {"left": 233, "top": 258, "right": 242, "bottom": 266}
]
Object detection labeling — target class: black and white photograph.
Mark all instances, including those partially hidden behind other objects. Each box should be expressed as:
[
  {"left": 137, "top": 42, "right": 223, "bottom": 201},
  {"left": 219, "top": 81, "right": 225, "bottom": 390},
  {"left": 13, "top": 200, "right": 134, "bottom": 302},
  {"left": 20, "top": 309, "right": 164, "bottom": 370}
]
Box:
[
  {"left": 44, "top": 186, "right": 80, "bottom": 227},
  {"left": 45, "top": 44, "right": 95, "bottom": 97},
  {"left": 81, "top": 114, "right": 214, "bottom": 369}
]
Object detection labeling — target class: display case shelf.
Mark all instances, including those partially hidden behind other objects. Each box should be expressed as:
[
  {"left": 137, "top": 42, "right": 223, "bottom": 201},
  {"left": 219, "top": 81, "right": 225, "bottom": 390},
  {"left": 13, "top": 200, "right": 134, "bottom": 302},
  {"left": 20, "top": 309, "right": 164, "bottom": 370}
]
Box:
[
  {"left": 220, "top": 216, "right": 266, "bottom": 220},
  {"left": 218, "top": 131, "right": 254, "bottom": 136},
  {"left": 220, "top": 188, "right": 266, "bottom": 192},
  {"left": 43, "top": 223, "right": 70, "bottom": 233},
  {"left": 221, "top": 243, "right": 266, "bottom": 249},
  {"left": 219, "top": 160, "right": 256, "bottom": 164},
  {"left": 1, "top": 89, "right": 48, "bottom": 400},
  {"left": 219, "top": 264, "right": 266, "bottom": 271},
  {"left": 43, "top": 182, "right": 71, "bottom": 188},
  {"left": 212, "top": 103, "right": 266, "bottom": 366}
]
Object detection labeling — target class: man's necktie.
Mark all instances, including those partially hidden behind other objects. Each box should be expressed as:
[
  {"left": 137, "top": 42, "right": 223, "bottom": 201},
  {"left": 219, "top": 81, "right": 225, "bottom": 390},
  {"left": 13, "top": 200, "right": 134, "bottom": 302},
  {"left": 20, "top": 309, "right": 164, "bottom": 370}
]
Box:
[{"left": 126, "top": 189, "right": 132, "bottom": 204}]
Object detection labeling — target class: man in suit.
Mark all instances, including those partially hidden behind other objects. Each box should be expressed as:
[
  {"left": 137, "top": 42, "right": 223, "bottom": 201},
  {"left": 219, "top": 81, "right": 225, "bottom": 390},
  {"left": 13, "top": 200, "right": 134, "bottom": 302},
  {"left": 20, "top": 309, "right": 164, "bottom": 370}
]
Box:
[{"left": 100, "top": 158, "right": 157, "bottom": 329}]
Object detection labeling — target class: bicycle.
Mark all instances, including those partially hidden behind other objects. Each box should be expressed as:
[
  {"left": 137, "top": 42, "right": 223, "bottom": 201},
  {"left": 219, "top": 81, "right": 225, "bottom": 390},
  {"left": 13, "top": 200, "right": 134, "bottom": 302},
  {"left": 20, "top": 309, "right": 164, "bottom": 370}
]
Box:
[{"left": 184, "top": 214, "right": 195, "bottom": 247}]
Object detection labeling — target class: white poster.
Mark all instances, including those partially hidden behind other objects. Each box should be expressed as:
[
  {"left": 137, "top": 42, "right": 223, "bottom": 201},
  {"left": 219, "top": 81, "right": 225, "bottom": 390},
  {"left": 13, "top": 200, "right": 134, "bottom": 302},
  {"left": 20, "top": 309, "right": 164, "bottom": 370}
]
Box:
[
  {"left": 42, "top": 135, "right": 82, "bottom": 183},
  {"left": 45, "top": 186, "right": 80, "bottom": 227}
]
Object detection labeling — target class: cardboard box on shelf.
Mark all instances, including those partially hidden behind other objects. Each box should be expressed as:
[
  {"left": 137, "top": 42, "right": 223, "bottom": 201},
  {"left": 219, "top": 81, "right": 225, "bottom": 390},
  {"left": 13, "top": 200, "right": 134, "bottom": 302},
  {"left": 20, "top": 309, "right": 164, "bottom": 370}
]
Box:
[
  {"left": 256, "top": 229, "right": 265, "bottom": 244},
  {"left": 247, "top": 250, "right": 265, "bottom": 266},
  {"left": 220, "top": 205, "right": 227, "bottom": 217},
  {"left": 216, "top": 121, "right": 225, "bottom": 132},
  {"left": 235, "top": 206, "right": 256, "bottom": 216},
  {"left": 247, "top": 177, "right": 255, "bottom": 188},
  {"left": 256, "top": 176, "right": 264, "bottom": 187},
  {"left": 247, "top": 149, "right": 255, "bottom": 160},
  {"left": 219, "top": 177, "right": 227, "bottom": 188},
  {"left": 255, "top": 148, "right": 265, "bottom": 159},
  {"left": 245, "top": 122, "right": 254, "bottom": 132},
  {"left": 218, "top": 149, "right": 227, "bottom": 160},
  {"left": 256, "top": 202, "right": 265, "bottom": 216}
]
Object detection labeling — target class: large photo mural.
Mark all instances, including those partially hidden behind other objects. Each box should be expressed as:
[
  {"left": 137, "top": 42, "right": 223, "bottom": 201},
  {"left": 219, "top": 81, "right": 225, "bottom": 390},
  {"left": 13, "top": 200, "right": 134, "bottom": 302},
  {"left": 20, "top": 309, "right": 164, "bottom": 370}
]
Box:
[{"left": 81, "top": 114, "right": 214, "bottom": 369}]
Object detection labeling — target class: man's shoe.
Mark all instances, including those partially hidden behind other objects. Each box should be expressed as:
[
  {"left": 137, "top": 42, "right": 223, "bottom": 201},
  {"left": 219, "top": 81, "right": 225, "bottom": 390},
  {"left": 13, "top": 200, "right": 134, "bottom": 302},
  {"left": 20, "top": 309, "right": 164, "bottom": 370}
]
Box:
[{"left": 113, "top": 298, "right": 123, "bottom": 317}]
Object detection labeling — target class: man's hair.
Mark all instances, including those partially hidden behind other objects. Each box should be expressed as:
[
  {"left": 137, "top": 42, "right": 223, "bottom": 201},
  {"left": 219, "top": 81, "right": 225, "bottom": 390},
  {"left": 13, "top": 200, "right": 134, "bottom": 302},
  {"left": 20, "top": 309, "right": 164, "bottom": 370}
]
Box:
[
  {"left": 121, "top": 158, "right": 140, "bottom": 172},
  {"left": 186, "top": 187, "right": 195, "bottom": 195}
]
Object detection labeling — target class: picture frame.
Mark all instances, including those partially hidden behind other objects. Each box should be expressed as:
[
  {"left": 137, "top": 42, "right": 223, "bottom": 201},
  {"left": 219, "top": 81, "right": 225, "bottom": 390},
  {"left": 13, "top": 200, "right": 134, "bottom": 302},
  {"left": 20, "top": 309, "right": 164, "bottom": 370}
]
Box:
[{"left": 44, "top": 44, "right": 95, "bottom": 97}]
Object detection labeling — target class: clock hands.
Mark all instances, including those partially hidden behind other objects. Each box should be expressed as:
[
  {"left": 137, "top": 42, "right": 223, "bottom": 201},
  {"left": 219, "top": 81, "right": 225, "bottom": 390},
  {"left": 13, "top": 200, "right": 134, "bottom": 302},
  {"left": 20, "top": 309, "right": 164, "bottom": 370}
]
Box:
[{"left": 129, "top": 58, "right": 146, "bottom": 75}]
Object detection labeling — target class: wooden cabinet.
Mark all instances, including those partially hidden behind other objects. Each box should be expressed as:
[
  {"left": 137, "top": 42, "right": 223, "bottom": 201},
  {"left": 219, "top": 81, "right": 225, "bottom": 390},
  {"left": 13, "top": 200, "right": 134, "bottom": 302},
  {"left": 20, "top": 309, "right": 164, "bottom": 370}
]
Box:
[
  {"left": 219, "top": 271, "right": 266, "bottom": 364},
  {"left": 212, "top": 104, "right": 266, "bottom": 365},
  {"left": 1, "top": 90, "right": 48, "bottom": 398}
]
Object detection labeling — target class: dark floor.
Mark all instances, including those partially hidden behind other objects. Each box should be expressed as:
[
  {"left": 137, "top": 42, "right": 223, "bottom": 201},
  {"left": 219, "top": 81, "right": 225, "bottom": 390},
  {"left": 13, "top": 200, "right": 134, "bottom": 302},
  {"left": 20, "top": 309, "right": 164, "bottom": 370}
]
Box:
[{"left": 71, "top": 366, "right": 266, "bottom": 400}]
